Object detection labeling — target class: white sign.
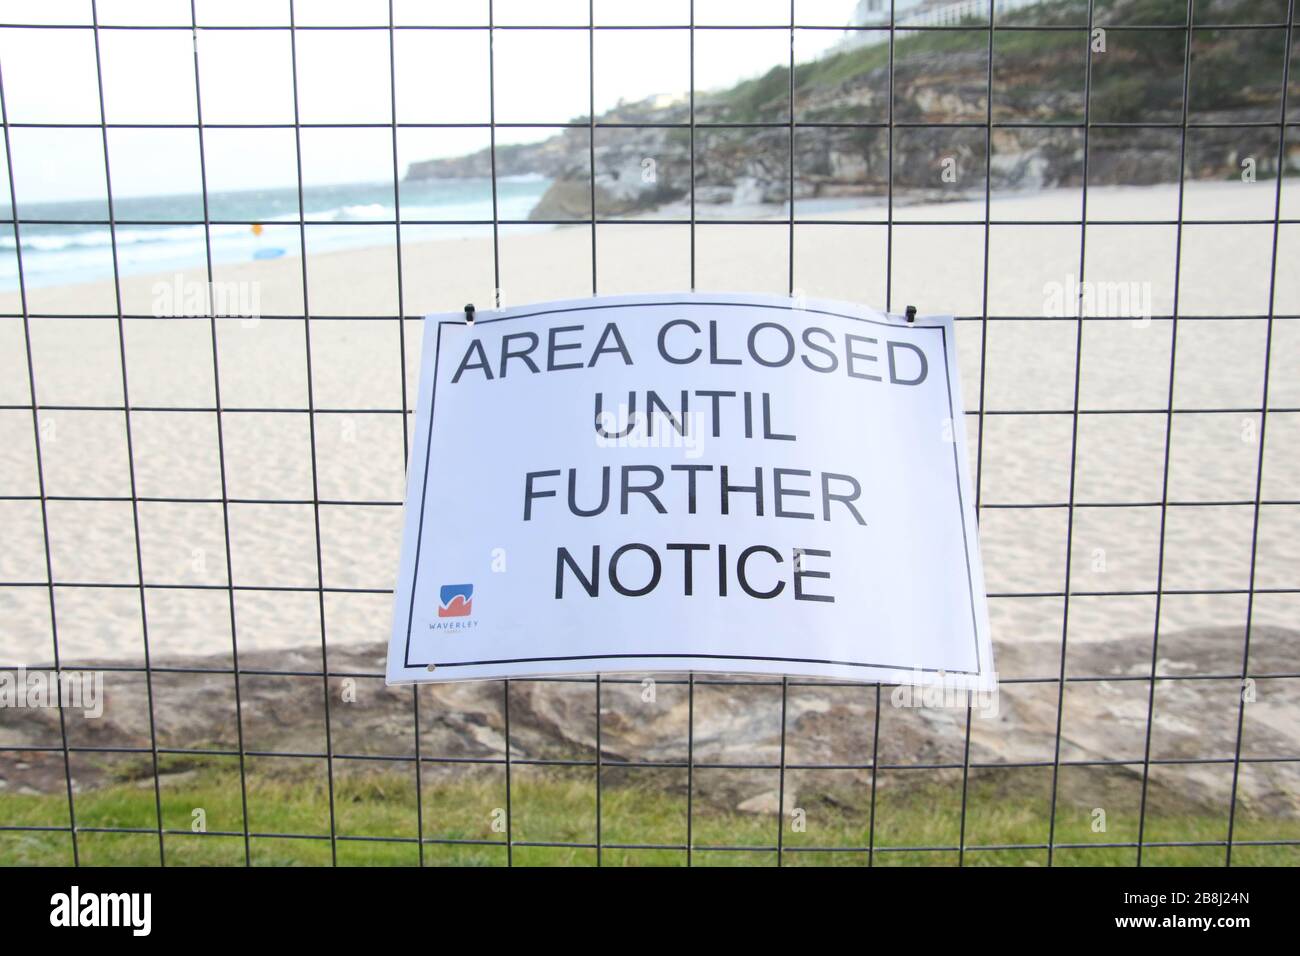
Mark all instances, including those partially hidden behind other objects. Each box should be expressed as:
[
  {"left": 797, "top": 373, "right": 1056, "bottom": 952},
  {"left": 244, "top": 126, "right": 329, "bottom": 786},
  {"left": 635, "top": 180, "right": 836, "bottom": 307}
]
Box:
[{"left": 387, "top": 293, "right": 993, "bottom": 689}]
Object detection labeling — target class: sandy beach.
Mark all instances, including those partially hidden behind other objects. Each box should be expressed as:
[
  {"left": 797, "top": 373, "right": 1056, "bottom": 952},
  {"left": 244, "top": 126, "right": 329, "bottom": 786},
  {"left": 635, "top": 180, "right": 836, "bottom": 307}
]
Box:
[{"left": 1, "top": 181, "right": 1297, "bottom": 672}]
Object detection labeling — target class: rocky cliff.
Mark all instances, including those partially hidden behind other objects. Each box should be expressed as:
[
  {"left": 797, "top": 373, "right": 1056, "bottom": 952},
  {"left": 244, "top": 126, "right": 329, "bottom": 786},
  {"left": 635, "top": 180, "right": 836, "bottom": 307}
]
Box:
[{"left": 404, "top": 0, "right": 1295, "bottom": 221}]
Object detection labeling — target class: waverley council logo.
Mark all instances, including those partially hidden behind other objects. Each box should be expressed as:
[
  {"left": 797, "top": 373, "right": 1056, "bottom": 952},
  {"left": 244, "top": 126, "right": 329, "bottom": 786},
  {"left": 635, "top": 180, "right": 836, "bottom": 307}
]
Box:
[{"left": 437, "top": 583, "right": 474, "bottom": 618}]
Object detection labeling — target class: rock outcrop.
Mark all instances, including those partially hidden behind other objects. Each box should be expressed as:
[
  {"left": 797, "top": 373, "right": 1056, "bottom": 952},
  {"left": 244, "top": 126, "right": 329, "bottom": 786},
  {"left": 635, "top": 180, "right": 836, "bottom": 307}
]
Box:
[{"left": 3, "top": 626, "right": 1296, "bottom": 820}]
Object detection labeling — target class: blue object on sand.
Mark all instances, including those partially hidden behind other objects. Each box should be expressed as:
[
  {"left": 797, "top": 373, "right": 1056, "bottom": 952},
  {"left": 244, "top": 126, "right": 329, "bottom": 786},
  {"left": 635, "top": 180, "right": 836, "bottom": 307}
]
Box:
[{"left": 253, "top": 247, "right": 286, "bottom": 260}]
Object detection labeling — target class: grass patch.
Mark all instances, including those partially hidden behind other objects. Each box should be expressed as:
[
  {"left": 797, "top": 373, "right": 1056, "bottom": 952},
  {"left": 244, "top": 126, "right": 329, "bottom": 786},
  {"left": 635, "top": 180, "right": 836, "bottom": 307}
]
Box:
[{"left": 2, "top": 760, "right": 1295, "bottom": 866}]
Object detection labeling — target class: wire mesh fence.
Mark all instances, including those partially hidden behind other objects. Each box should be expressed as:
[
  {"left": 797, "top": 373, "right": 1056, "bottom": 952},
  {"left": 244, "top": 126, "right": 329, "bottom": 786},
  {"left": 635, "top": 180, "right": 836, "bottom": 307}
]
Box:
[{"left": 0, "top": 0, "right": 1297, "bottom": 866}]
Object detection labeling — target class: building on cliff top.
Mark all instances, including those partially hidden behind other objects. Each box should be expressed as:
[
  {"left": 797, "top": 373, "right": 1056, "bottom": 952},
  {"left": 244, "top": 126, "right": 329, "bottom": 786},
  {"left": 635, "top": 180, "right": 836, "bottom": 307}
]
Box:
[{"left": 834, "top": 0, "right": 1042, "bottom": 52}]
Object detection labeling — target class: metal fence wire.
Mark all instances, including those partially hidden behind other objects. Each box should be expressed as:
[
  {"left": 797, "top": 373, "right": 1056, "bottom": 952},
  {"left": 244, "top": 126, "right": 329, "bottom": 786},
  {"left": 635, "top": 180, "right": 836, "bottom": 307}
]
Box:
[{"left": 0, "top": 0, "right": 1297, "bottom": 866}]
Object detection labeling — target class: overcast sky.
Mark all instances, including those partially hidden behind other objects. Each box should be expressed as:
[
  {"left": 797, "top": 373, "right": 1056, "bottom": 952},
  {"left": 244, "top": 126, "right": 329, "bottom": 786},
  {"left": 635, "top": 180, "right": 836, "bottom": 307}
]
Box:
[{"left": 1, "top": 0, "right": 858, "bottom": 203}]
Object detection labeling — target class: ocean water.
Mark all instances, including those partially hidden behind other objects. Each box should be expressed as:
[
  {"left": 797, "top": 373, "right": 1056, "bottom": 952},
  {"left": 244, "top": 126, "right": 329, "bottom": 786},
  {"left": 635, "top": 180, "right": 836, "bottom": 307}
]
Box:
[{"left": 0, "top": 176, "right": 551, "bottom": 291}]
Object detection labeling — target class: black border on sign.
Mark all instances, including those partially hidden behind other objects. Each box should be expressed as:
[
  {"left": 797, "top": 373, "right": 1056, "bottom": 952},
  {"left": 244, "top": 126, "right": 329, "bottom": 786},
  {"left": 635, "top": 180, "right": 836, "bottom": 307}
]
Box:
[{"left": 401, "top": 300, "right": 980, "bottom": 676}]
